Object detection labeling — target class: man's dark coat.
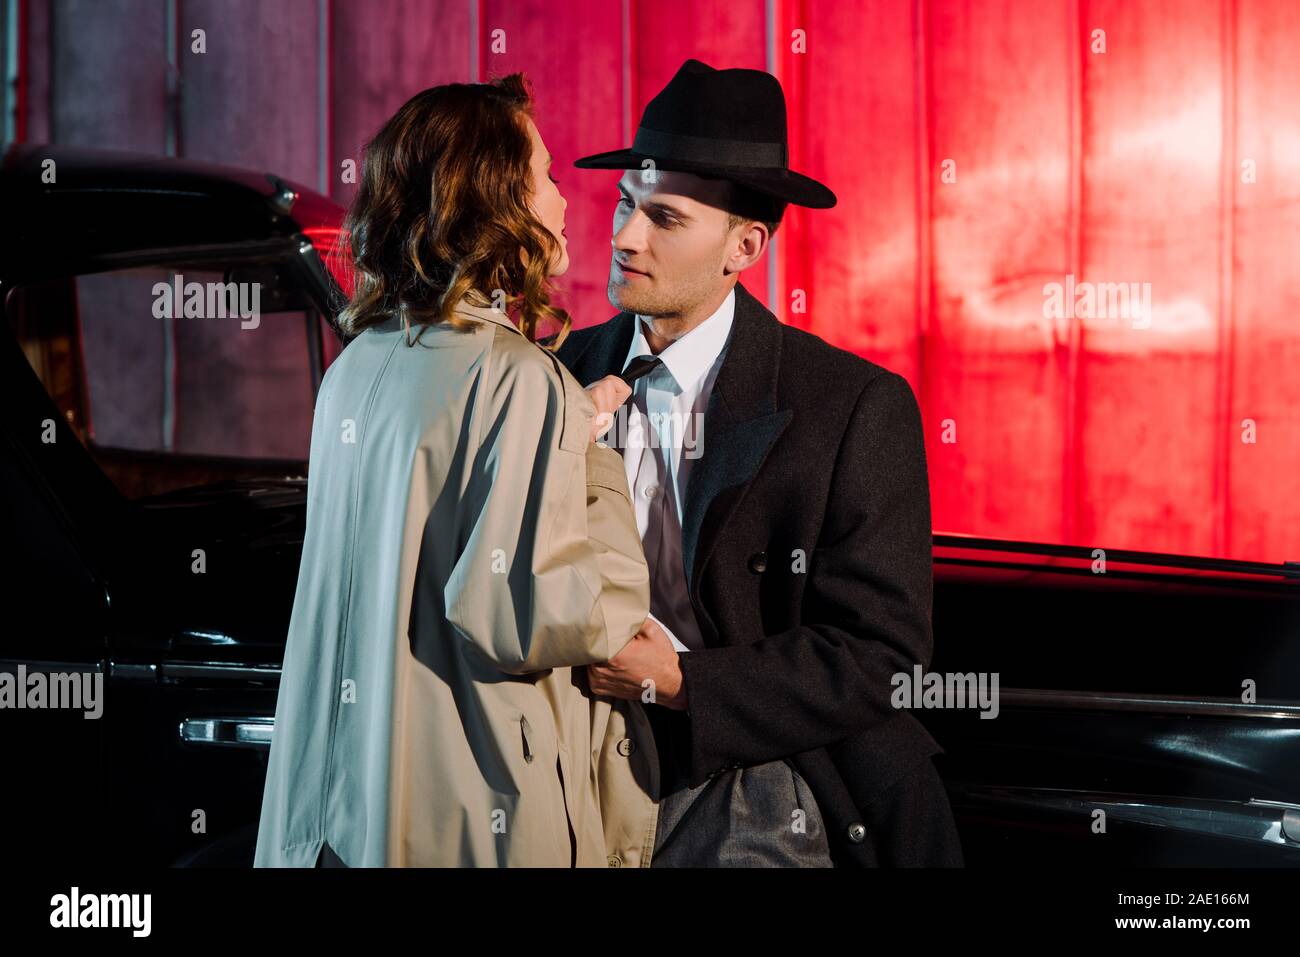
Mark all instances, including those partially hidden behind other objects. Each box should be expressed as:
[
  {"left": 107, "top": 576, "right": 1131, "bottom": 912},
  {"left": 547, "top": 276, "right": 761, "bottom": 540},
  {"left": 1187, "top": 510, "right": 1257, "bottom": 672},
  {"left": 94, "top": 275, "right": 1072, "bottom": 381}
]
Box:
[{"left": 554, "top": 281, "right": 963, "bottom": 867}]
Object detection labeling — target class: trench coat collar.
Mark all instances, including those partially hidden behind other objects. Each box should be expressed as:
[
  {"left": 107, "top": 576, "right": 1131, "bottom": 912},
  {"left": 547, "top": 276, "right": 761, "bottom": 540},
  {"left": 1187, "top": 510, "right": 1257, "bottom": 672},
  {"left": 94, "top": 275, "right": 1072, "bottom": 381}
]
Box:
[
  {"left": 561, "top": 281, "right": 793, "bottom": 625},
  {"left": 451, "top": 296, "right": 528, "bottom": 337}
]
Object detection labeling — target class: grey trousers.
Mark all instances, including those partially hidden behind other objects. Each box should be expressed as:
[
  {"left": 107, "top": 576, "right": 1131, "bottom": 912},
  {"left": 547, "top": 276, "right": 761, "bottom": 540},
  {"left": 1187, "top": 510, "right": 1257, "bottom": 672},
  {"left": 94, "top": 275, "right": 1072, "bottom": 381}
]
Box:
[{"left": 647, "top": 706, "right": 833, "bottom": 867}]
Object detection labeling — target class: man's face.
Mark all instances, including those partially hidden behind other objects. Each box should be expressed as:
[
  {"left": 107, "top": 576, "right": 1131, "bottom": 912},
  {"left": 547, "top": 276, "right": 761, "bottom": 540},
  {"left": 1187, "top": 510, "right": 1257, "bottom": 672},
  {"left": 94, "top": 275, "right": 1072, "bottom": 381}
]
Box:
[{"left": 607, "top": 168, "right": 737, "bottom": 317}]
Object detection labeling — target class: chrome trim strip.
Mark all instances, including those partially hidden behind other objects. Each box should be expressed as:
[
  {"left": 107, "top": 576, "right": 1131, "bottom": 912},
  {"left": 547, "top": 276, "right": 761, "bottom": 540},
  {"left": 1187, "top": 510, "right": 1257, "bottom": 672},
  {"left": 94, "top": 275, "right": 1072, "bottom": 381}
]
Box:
[
  {"left": 178, "top": 717, "right": 274, "bottom": 750},
  {"left": 1000, "top": 688, "right": 1300, "bottom": 720},
  {"left": 0, "top": 659, "right": 103, "bottom": 674},
  {"left": 108, "top": 661, "right": 157, "bottom": 681},
  {"left": 162, "top": 662, "right": 281, "bottom": 682},
  {"left": 177, "top": 630, "right": 237, "bottom": 645},
  {"left": 932, "top": 532, "right": 1300, "bottom": 580},
  {"left": 948, "top": 784, "right": 1300, "bottom": 848}
]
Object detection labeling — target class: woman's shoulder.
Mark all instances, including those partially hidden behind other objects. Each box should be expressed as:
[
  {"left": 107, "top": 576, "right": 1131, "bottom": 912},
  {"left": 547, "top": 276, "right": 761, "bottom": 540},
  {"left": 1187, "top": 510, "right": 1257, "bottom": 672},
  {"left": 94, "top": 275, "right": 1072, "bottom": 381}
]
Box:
[
  {"left": 464, "top": 309, "right": 576, "bottom": 385},
  {"left": 477, "top": 321, "right": 594, "bottom": 453},
  {"left": 445, "top": 296, "right": 594, "bottom": 434},
  {"left": 481, "top": 320, "right": 561, "bottom": 385}
]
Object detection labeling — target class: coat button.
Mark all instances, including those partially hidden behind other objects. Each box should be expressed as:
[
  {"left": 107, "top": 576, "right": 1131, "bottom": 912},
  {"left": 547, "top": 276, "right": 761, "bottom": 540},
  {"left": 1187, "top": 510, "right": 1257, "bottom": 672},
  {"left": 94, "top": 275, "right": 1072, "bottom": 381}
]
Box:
[
  {"left": 748, "top": 551, "right": 767, "bottom": 573},
  {"left": 616, "top": 737, "right": 635, "bottom": 757},
  {"left": 607, "top": 855, "right": 622, "bottom": 868},
  {"left": 846, "top": 822, "right": 867, "bottom": 844}
]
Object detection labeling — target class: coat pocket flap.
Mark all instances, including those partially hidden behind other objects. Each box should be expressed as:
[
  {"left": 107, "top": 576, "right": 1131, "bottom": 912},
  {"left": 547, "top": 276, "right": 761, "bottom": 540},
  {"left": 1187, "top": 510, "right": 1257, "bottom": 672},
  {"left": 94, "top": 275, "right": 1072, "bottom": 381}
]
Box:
[
  {"left": 555, "top": 360, "right": 595, "bottom": 455},
  {"left": 832, "top": 712, "right": 945, "bottom": 806},
  {"left": 586, "top": 444, "right": 631, "bottom": 497}
]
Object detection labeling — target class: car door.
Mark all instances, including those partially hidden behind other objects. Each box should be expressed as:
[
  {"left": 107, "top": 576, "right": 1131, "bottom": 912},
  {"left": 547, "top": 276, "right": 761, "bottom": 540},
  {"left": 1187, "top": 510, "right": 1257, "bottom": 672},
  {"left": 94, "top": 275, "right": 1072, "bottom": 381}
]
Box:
[
  {"left": 2, "top": 243, "right": 340, "bottom": 865},
  {"left": 1, "top": 274, "right": 117, "bottom": 861},
  {"left": 927, "top": 540, "right": 1300, "bottom": 866}
]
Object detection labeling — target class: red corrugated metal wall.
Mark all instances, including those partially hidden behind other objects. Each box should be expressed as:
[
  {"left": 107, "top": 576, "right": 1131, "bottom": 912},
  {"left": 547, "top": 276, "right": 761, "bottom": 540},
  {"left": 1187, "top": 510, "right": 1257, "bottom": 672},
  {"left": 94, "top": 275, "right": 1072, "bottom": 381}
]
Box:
[{"left": 6, "top": 0, "right": 1298, "bottom": 563}]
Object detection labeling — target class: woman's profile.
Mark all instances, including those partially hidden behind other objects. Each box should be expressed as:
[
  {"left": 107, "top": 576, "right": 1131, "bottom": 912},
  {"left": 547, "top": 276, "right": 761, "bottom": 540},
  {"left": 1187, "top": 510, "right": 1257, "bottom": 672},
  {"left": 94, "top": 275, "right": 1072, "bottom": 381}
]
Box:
[{"left": 254, "top": 74, "right": 655, "bottom": 867}]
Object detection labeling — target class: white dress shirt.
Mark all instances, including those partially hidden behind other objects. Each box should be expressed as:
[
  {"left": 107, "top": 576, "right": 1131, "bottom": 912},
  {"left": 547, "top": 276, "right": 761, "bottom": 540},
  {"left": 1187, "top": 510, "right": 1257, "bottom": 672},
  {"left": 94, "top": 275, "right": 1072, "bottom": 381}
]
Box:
[{"left": 616, "top": 287, "right": 735, "bottom": 651}]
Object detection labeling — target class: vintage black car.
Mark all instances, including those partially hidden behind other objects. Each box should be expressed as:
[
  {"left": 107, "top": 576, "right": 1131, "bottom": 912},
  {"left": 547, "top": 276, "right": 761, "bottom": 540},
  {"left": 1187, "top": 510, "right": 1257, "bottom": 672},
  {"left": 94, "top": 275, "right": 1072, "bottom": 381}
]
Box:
[{"left": 3, "top": 147, "right": 1299, "bottom": 867}]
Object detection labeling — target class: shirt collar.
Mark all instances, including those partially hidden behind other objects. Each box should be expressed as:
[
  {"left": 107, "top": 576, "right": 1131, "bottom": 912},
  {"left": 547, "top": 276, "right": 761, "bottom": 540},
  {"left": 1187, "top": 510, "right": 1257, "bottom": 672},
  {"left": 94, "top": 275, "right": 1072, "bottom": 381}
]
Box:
[{"left": 620, "top": 286, "right": 736, "bottom": 393}]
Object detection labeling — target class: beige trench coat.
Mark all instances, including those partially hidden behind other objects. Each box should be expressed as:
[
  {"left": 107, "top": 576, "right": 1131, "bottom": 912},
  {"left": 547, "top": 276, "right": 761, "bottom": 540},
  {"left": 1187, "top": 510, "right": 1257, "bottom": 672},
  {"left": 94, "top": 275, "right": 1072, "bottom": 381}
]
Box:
[{"left": 254, "top": 296, "right": 658, "bottom": 867}]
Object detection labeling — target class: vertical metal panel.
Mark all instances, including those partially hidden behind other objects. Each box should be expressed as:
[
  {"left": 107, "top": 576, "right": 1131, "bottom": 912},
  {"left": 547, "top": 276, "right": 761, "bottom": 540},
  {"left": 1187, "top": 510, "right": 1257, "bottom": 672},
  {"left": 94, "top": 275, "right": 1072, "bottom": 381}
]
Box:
[
  {"left": 317, "top": 0, "right": 328, "bottom": 194},
  {"left": 38, "top": 2, "right": 170, "bottom": 449},
  {"left": 179, "top": 0, "right": 319, "bottom": 182},
  {"left": 774, "top": 0, "right": 807, "bottom": 338},
  {"left": 329, "top": 0, "right": 471, "bottom": 208},
  {"left": 469, "top": 0, "right": 480, "bottom": 81},
  {"left": 1061, "top": 0, "right": 1084, "bottom": 545},
  {"left": 23, "top": 0, "right": 47, "bottom": 142},
  {"left": 764, "top": 0, "right": 776, "bottom": 310},
  {"left": 164, "top": 0, "right": 176, "bottom": 156},
  {"left": 776, "top": 1, "right": 919, "bottom": 365},
  {"left": 2, "top": 0, "right": 12, "bottom": 145},
  {"left": 1075, "top": 0, "right": 1222, "bottom": 557},
  {"left": 923, "top": 0, "right": 1074, "bottom": 544},
  {"left": 482, "top": 0, "right": 624, "bottom": 329},
  {"left": 632, "top": 1, "right": 765, "bottom": 115},
  {"left": 162, "top": 0, "right": 178, "bottom": 447},
  {"left": 1212, "top": 0, "right": 1236, "bottom": 559},
  {"left": 50, "top": 0, "right": 166, "bottom": 149},
  {"left": 623, "top": 0, "right": 635, "bottom": 147},
  {"left": 633, "top": 0, "right": 770, "bottom": 309},
  {"left": 1227, "top": 0, "right": 1300, "bottom": 563},
  {"left": 175, "top": 0, "right": 320, "bottom": 456},
  {"left": 913, "top": 0, "right": 931, "bottom": 465}
]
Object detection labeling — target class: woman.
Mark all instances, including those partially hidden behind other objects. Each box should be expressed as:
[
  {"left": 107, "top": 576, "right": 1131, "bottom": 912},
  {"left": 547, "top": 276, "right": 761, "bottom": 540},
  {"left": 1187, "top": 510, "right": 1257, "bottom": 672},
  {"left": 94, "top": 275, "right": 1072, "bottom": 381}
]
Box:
[{"left": 254, "top": 74, "right": 657, "bottom": 867}]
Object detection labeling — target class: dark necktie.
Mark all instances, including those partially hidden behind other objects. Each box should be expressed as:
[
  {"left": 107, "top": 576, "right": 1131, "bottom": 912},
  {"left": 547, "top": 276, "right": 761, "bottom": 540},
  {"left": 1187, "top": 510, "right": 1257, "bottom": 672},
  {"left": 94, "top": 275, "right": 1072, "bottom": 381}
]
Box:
[
  {"left": 620, "top": 353, "right": 662, "bottom": 388},
  {"left": 618, "top": 356, "right": 696, "bottom": 650}
]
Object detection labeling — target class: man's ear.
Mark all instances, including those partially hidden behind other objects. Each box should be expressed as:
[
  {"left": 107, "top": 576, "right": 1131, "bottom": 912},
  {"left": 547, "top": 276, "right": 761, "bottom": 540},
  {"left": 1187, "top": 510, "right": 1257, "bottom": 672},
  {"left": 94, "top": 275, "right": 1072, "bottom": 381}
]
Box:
[{"left": 725, "top": 222, "right": 770, "bottom": 275}]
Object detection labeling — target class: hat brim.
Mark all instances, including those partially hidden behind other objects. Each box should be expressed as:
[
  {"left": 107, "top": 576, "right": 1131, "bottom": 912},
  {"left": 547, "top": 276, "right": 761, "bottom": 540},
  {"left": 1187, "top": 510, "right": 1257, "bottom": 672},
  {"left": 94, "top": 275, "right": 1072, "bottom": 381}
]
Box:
[{"left": 573, "top": 148, "right": 837, "bottom": 209}]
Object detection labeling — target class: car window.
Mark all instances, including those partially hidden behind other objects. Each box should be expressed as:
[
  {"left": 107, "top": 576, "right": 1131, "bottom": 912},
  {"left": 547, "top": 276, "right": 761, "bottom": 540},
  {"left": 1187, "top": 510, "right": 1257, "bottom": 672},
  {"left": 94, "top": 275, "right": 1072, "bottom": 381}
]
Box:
[
  {"left": 78, "top": 267, "right": 313, "bottom": 459},
  {"left": 6, "top": 263, "right": 319, "bottom": 497}
]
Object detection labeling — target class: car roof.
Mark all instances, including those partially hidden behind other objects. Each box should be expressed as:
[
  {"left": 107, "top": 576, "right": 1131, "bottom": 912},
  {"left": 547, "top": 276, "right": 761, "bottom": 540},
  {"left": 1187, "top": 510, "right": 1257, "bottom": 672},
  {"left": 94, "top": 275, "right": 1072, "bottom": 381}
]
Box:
[{"left": 0, "top": 145, "right": 343, "bottom": 276}]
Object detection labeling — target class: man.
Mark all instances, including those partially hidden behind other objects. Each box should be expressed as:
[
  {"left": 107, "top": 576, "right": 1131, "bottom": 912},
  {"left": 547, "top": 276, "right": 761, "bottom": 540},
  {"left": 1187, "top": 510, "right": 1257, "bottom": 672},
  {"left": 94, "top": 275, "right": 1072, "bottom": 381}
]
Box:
[{"left": 555, "top": 59, "right": 963, "bottom": 866}]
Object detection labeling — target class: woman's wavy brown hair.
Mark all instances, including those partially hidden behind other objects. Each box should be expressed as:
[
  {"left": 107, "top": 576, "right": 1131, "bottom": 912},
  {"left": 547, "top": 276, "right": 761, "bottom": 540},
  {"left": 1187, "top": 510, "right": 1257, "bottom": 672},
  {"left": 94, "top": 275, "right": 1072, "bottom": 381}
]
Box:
[{"left": 337, "top": 73, "right": 571, "bottom": 349}]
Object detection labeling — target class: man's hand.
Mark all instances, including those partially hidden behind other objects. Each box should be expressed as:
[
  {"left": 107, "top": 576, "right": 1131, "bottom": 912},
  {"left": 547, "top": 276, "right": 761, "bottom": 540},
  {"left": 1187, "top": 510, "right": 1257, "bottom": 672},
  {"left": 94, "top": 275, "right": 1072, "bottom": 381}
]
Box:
[
  {"left": 589, "top": 617, "right": 687, "bottom": 710},
  {"left": 585, "top": 374, "right": 630, "bottom": 443}
]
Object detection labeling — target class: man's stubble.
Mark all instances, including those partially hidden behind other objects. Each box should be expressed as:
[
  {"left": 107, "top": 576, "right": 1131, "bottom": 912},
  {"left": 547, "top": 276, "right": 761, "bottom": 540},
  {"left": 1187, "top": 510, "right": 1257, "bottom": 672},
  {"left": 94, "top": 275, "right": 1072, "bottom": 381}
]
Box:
[{"left": 605, "top": 240, "right": 730, "bottom": 340}]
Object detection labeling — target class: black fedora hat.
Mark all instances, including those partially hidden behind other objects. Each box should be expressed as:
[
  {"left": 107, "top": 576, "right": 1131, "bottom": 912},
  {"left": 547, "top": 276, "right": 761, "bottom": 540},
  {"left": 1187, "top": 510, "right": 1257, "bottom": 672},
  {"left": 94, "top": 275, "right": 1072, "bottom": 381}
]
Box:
[{"left": 573, "top": 58, "right": 836, "bottom": 209}]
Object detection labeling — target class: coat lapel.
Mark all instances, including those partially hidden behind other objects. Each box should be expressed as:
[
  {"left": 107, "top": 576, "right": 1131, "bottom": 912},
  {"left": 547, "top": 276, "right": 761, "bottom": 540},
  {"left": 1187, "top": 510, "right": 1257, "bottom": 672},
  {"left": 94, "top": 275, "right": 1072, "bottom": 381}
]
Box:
[
  {"left": 559, "top": 311, "right": 636, "bottom": 385},
  {"left": 681, "top": 283, "right": 792, "bottom": 598},
  {"left": 563, "top": 282, "right": 792, "bottom": 606}
]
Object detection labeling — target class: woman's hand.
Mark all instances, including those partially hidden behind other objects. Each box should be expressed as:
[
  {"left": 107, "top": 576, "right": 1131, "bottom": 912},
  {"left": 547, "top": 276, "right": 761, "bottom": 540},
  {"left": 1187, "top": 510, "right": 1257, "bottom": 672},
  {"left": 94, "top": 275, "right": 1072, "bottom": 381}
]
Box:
[{"left": 585, "top": 374, "right": 631, "bottom": 443}]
